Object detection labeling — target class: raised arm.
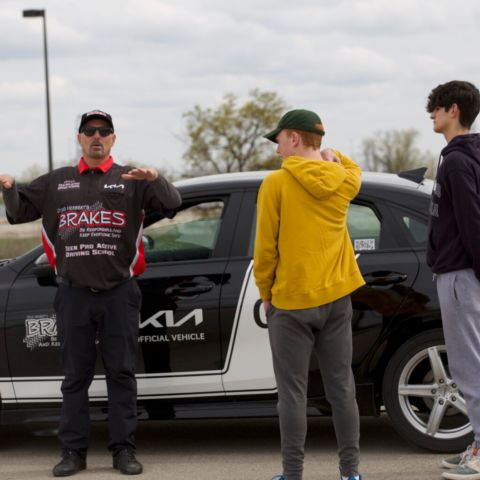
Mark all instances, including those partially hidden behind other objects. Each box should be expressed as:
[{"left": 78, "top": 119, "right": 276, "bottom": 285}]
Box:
[
  {"left": 1, "top": 173, "right": 45, "bottom": 223},
  {"left": 333, "top": 149, "right": 362, "bottom": 200}
]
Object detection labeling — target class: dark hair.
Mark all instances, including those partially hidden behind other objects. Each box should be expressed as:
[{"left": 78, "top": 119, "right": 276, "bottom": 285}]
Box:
[{"left": 426, "top": 80, "right": 480, "bottom": 129}]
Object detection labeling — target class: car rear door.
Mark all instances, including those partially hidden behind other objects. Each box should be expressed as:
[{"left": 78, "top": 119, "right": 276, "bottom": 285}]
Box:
[
  {"left": 219, "top": 188, "right": 422, "bottom": 406},
  {"left": 347, "top": 197, "right": 421, "bottom": 366}
]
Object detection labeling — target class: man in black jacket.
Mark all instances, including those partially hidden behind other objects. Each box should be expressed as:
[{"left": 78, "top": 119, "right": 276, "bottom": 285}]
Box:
[
  {"left": 426, "top": 81, "right": 480, "bottom": 480},
  {"left": 0, "top": 110, "right": 182, "bottom": 476}
]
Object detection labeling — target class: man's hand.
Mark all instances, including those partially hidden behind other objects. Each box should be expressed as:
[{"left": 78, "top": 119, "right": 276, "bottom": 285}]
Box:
[
  {"left": 121, "top": 168, "right": 159, "bottom": 181},
  {"left": 0, "top": 175, "right": 15, "bottom": 190},
  {"left": 320, "top": 148, "right": 341, "bottom": 164},
  {"left": 263, "top": 300, "right": 271, "bottom": 314}
]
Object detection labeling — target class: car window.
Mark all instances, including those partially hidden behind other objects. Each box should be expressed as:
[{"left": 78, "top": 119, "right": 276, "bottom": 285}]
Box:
[
  {"left": 347, "top": 203, "right": 382, "bottom": 252},
  {"left": 248, "top": 201, "right": 387, "bottom": 255},
  {"left": 400, "top": 212, "right": 428, "bottom": 247},
  {"left": 143, "top": 200, "right": 224, "bottom": 262}
]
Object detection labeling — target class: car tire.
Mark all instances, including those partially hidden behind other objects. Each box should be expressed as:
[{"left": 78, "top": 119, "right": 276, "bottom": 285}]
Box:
[{"left": 383, "top": 329, "right": 473, "bottom": 452}]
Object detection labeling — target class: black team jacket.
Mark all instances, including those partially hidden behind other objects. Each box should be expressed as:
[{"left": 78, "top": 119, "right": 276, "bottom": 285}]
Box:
[{"left": 3, "top": 157, "right": 182, "bottom": 290}]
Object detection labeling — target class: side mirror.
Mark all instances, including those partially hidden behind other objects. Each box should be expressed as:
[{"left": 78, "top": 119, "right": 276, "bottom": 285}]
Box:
[
  {"left": 31, "top": 253, "right": 57, "bottom": 287},
  {"left": 142, "top": 234, "right": 154, "bottom": 250}
]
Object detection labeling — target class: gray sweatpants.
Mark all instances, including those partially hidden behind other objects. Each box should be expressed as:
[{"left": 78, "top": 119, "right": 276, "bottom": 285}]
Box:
[
  {"left": 267, "top": 295, "right": 360, "bottom": 480},
  {"left": 437, "top": 269, "right": 480, "bottom": 444}
]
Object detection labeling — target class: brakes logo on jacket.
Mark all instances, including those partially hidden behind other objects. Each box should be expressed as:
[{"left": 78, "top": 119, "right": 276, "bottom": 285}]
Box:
[
  {"left": 7, "top": 157, "right": 181, "bottom": 290},
  {"left": 58, "top": 208, "right": 126, "bottom": 230}
]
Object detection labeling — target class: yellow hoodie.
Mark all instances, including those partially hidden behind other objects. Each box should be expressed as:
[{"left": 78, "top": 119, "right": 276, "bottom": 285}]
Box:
[{"left": 253, "top": 150, "right": 365, "bottom": 310}]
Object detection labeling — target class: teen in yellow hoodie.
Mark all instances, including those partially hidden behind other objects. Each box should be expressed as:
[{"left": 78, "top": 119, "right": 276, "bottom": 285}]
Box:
[
  {"left": 254, "top": 109, "right": 364, "bottom": 480},
  {"left": 254, "top": 150, "right": 364, "bottom": 310}
]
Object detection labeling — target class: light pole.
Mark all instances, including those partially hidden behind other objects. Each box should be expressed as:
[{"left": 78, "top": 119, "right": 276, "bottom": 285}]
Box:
[{"left": 22, "top": 9, "right": 53, "bottom": 173}]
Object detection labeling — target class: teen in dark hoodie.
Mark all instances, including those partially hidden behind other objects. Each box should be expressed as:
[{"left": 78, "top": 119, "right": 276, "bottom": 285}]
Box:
[{"left": 426, "top": 80, "right": 480, "bottom": 480}]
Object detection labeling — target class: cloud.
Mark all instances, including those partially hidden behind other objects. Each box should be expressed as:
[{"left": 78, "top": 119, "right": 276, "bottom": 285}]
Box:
[
  {"left": 0, "top": 80, "right": 43, "bottom": 98},
  {"left": 1, "top": 0, "right": 480, "bottom": 178}
]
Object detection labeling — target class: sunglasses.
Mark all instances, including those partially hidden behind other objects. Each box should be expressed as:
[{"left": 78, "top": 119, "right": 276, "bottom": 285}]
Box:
[{"left": 81, "top": 126, "right": 114, "bottom": 137}]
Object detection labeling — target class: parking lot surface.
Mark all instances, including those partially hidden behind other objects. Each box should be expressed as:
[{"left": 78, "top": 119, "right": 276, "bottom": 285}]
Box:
[{"left": 0, "top": 415, "right": 447, "bottom": 480}]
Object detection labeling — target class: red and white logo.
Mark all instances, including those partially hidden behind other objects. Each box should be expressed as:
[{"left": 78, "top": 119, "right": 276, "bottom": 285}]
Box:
[{"left": 58, "top": 209, "right": 126, "bottom": 230}]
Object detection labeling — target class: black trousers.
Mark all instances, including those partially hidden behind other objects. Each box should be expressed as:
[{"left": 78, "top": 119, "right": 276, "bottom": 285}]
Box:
[{"left": 54, "top": 278, "right": 141, "bottom": 452}]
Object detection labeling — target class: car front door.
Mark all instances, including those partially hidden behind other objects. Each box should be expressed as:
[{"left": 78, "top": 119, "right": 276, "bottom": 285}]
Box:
[
  {"left": 4, "top": 250, "right": 62, "bottom": 404},
  {"left": 136, "top": 192, "right": 242, "bottom": 402},
  {"left": 3, "top": 191, "right": 243, "bottom": 406}
]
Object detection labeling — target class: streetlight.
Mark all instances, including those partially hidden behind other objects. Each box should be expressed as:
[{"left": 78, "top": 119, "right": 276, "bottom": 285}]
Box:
[{"left": 22, "top": 9, "right": 53, "bottom": 173}]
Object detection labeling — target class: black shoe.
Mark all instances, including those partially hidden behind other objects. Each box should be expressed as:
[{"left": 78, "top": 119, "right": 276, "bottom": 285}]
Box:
[
  {"left": 53, "top": 449, "right": 86, "bottom": 477},
  {"left": 113, "top": 448, "right": 143, "bottom": 475}
]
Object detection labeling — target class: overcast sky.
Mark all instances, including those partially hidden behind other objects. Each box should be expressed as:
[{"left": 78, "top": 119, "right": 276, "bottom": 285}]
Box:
[{"left": 1, "top": 0, "right": 480, "bottom": 178}]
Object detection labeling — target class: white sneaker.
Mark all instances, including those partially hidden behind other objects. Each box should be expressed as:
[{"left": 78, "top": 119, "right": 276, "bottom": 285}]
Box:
[
  {"left": 443, "top": 444, "right": 476, "bottom": 469},
  {"left": 443, "top": 449, "right": 480, "bottom": 480}
]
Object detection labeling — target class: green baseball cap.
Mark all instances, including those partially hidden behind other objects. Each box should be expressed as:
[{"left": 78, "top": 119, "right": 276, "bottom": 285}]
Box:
[{"left": 264, "top": 109, "right": 325, "bottom": 143}]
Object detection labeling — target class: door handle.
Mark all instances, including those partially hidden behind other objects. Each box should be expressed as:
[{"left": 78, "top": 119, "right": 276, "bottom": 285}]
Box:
[
  {"left": 165, "top": 282, "right": 214, "bottom": 296},
  {"left": 363, "top": 271, "right": 408, "bottom": 287}
]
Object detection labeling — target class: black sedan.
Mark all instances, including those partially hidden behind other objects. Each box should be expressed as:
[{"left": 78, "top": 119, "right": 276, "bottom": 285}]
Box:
[{"left": 0, "top": 170, "right": 470, "bottom": 452}]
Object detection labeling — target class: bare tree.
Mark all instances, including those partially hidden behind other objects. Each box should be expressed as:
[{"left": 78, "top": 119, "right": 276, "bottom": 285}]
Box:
[
  {"left": 362, "top": 129, "right": 437, "bottom": 179},
  {"left": 19, "top": 163, "right": 48, "bottom": 183}
]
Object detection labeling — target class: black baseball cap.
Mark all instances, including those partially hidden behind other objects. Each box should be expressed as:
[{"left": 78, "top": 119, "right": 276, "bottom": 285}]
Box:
[
  {"left": 78, "top": 110, "right": 114, "bottom": 133},
  {"left": 264, "top": 109, "right": 325, "bottom": 143}
]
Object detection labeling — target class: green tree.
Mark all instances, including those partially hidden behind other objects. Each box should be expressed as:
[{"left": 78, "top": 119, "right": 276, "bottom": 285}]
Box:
[
  {"left": 182, "top": 89, "right": 288, "bottom": 176},
  {"left": 362, "top": 129, "right": 437, "bottom": 179}
]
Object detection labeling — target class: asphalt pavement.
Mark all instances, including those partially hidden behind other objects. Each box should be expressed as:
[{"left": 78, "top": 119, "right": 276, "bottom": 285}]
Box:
[{"left": 0, "top": 414, "right": 447, "bottom": 480}]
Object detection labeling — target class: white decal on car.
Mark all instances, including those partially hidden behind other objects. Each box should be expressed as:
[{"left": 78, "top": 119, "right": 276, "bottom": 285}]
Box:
[
  {"left": 139, "top": 308, "right": 204, "bottom": 329},
  {"left": 354, "top": 238, "right": 376, "bottom": 251},
  {"left": 24, "top": 315, "right": 59, "bottom": 350}
]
